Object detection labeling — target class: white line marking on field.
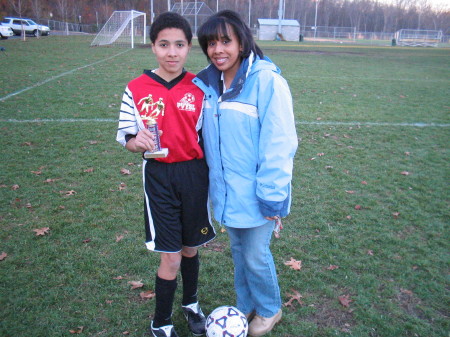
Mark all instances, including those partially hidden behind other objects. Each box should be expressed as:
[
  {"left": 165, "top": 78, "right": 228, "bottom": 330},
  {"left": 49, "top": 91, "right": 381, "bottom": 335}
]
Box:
[
  {"left": 0, "top": 50, "right": 131, "bottom": 102},
  {"left": 296, "top": 121, "right": 450, "bottom": 127},
  {"left": 1, "top": 119, "right": 449, "bottom": 128},
  {"left": 0, "top": 118, "right": 118, "bottom": 123}
]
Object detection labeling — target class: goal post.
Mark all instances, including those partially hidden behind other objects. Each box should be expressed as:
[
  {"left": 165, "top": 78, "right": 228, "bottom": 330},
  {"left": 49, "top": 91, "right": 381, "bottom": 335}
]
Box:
[{"left": 91, "top": 10, "right": 146, "bottom": 48}]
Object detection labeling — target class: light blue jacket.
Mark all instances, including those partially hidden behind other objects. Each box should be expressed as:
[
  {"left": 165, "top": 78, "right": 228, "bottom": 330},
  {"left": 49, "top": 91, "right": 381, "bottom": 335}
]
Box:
[{"left": 193, "top": 54, "right": 298, "bottom": 228}]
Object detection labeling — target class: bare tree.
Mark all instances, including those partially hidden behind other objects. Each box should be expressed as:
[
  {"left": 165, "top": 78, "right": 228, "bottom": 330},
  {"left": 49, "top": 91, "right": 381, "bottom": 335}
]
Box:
[{"left": 8, "top": 0, "right": 27, "bottom": 40}]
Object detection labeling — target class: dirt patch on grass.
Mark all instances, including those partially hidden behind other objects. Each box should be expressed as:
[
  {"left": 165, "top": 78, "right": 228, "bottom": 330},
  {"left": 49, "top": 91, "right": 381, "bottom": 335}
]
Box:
[
  {"left": 263, "top": 48, "right": 364, "bottom": 56},
  {"left": 304, "top": 297, "right": 356, "bottom": 333},
  {"left": 395, "top": 288, "right": 427, "bottom": 320},
  {"left": 203, "top": 240, "right": 227, "bottom": 252}
]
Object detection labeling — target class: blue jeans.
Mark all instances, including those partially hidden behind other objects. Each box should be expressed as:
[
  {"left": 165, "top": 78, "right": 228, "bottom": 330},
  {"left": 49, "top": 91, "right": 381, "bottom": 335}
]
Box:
[{"left": 226, "top": 221, "right": 281, "bottom": 318}]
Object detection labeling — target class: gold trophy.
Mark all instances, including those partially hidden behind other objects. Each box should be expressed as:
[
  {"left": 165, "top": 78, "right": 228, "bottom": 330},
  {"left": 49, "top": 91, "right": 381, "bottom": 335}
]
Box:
[{"left": 139, "top": 94, "right": 169, "bottom": 159}]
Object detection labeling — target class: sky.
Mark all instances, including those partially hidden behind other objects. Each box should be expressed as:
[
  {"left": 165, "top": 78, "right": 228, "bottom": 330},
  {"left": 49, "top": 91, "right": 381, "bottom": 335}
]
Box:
[{"left": 377, "top": 0, "right": 449, "bottom": 10}]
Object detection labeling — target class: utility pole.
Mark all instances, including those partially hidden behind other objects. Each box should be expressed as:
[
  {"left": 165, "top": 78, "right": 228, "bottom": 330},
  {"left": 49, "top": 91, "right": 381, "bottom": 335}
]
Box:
[
  {"left": 277, "top": 0, "right": 285, "bottom": 34},
  {"left": 150, "top": 0, "right": 154, "bottom": 24},
  {"left": 314, "top": 0, "right": 319, "bottom": 39},
  {"left": 248, "top": 0, "right": 251, "bottom": 27}
]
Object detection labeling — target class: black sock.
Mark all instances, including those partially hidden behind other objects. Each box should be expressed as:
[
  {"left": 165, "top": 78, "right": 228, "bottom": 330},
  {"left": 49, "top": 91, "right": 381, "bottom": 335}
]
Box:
[
  {"left": 153, "top": 275, "right": 177, "bottom": 328},
  {"left": 181, "top": 253, "right": 199, "bottom": 306}
]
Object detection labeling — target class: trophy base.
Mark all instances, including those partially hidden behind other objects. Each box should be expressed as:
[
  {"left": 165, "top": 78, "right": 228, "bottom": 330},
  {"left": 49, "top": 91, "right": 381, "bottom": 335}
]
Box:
[{"left": 144, "top": 148, "right": 169, "bottom": 159}]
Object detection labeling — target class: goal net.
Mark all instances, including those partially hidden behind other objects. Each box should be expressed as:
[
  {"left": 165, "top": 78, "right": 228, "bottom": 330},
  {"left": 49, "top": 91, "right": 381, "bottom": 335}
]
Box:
[
  {"left": 394, "top": 29, "right": 442, "bottom": 47},
  {"left": 304, "top": 26, "right": 356, "bottom": 42},
  {"left": 91, "top": 10, "right": 146, "bottom": 48}
]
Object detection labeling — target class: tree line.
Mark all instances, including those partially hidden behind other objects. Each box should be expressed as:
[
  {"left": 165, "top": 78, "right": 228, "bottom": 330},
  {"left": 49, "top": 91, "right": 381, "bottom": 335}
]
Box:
[{"left": 1, "top": 0, "right": 449, "bottom": 33}]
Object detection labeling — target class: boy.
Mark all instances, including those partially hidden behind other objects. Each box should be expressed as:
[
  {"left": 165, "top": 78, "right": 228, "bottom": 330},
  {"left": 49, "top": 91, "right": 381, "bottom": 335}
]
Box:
[{"left": 116, "top": 12, "right": 215, "bottom": 337}]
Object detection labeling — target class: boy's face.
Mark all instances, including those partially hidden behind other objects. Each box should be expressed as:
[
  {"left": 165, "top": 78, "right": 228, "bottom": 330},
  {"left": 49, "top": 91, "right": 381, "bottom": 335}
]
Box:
[{"left": 151, "top": 28, "right": 191, "bottom": 82}]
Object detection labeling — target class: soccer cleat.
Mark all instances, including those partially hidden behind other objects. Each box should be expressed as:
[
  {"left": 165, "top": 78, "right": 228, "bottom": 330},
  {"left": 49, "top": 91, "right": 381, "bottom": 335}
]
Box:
[
  {"left": 150, "top": 321, "right": 179, "bottom": 337},
  {"left": 182, "top": 302, "right": 207, "bottom": 336}
]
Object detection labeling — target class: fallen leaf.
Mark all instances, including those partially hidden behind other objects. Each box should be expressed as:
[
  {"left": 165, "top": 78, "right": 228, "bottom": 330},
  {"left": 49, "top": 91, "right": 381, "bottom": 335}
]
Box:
[
  {"left": 120, "top": 168, "right": 131, "bottom": 175},
  {"left": 31, "top": 170, "right": 42, "bottom": 175},
  {"left": 114, "top": 276, "right": 124, "bottom": 280},
  {"left": 60, "top": 190, "right": 76, "bottom": 196},
  {"left": 346, "top": 215, "right": 352, "bottom": 219},
  {"left": 405, "top": 152, "right": 411, "bottom": 156},
  {"left": 140, "top": 290, "right": 156, "bottom": 300},
  {"left": 361, "top": 181, "right": 368, "bottom": 185},
  {"left": 12, "top": 184, "right": 20, "bottom": 190},
  {"left": 0, "top": 252, "right": 7, "bottom": 261},
  {"left": 367, "top": 250, "right": 374, "bottom": 256},
  {"left": 400, "top": 171, "right": 410, "bottom": 176},
  {"left": 82, "top": 238, "right": 91, "bottom": 243},
  {"left": 317, "top": 153, "right": 325, "bottom": 156},
  {"left": 345, "top": 190, "right": 355, "bottom": 194},
  {"left": 69, "top": 326, "right": 84, "bottom": 334},
  {"left": 129, "top": 280, "right": 144, "bottom": 290},
  {"left": 116, "top": 234, "right": 124, "bottom": 242},
  {"left": 354, "top": 205, "right": 362, "bottom": 210},
  {"left": 89, "top": 140, "right": 98, "bottom": 145},
  {"left": 400, "top": 288, "right": 413, "bottom": 295},
  {"left": 392, "top": 212, "right": 400, "bottom": 219},
  {"left": 84, "top": 168, "right": 94, "bottom": 173},
  {"left": 284, "top": 257, "right": 302, "bottom": 271},
  {"left": 119, "top": 183, "right": 127, "bottom": 191},
  {"left": 283, "top": 289, "right": 303, "bottom": 307},
  {"left": 44, "top": 178, "right": 59, "bottom": 183},
  {"left": 338, "top": 294, "right": 352, "bottom": 307},
  {"left": 33, "top": 227, "right": 50, "bottom": 236},
  {"left": 327, "top": 265, "right": 339, "bottom": 270}
]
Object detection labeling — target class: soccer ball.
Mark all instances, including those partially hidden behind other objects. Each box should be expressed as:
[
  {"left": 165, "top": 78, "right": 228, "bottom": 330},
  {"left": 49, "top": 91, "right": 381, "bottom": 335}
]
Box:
[{"left": 206, "top": 306, "right": 248, "bottom": 337}]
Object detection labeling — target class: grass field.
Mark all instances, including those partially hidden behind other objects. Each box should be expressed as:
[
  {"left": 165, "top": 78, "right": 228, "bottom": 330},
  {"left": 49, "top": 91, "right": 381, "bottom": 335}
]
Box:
[{"left": 0, "top": 35, "right": 449, "bottom": 337}]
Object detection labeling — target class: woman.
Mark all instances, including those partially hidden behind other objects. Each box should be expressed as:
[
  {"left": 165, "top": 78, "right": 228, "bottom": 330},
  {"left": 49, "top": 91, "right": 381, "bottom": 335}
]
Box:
[{"left": 193, "top": 10, "right": 298, "bottom": 337}]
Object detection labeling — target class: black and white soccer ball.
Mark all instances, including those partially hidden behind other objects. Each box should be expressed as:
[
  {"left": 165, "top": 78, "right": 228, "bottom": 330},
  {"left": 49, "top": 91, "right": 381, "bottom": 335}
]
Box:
[{"left": 205, "top": 306, "right": 248, "bottom": 337}]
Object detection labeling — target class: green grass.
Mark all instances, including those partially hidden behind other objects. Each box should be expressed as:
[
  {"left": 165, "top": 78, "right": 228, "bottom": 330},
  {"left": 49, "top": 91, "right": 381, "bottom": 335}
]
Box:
[{"left": 0, "top": 36, "right": 449, "bottom": 337}]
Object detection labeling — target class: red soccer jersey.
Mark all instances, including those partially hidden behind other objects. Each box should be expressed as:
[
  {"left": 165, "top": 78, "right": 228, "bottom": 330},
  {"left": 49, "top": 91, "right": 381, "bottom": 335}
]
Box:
[{"left": 127, "top": 71, "right": 205, "bottom": 163}]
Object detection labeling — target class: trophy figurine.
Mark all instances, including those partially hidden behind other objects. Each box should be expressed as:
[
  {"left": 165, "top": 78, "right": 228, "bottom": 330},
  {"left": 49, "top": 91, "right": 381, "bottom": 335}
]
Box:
[{"left": 139, "top": 95, "right": 169, "bottom": 159}]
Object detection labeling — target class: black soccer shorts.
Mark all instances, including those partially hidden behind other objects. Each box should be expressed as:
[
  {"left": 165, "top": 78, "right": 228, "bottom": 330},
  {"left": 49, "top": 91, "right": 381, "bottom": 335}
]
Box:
[{"left": 143, "top": 158, "right": 215, "bottom": 252}]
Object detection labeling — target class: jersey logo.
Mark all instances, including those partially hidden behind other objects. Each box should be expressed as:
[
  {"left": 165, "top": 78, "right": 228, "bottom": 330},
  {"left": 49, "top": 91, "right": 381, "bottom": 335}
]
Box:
[{"left": 177, "top": 93, "right": 196, "bottom": 112}]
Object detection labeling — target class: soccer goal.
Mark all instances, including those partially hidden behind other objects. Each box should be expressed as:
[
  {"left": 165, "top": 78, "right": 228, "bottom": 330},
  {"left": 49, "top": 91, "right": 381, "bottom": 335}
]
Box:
[
  {"left": 91, "top": 10, "right": 146, "bottom": 48},
  {"left": 394, "top": 29, "right": 442, "bottom": 47}
]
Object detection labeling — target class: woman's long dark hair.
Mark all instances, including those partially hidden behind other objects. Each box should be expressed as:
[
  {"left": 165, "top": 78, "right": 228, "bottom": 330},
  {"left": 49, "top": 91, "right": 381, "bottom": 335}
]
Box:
[{"left": 197, "top": 10, "right": 264, "bottom": 61}]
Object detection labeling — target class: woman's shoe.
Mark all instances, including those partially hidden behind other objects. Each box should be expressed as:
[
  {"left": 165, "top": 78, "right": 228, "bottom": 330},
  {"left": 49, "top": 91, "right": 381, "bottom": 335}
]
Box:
[{"left": 248, "top": 309, "right": 282, "bottom": 336}]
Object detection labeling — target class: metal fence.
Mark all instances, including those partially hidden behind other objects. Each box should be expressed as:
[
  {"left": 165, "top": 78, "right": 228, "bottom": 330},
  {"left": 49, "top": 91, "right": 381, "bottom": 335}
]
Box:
[
  {"left": 33, "top": 18, "right": 450, "bottom": 46},
  {"left": 37, "top": 19, "right": 99, "bottom": 34}
]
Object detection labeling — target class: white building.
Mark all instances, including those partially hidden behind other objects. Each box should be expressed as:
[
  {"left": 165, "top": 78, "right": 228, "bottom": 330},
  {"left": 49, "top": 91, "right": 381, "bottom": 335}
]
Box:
[{"left": 257, "top": 19, "right": 300, "bottom": 42}]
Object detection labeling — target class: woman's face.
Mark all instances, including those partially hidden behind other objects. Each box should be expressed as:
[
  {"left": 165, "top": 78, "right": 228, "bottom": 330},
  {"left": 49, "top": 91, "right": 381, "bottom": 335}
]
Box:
[{"left": 206, "top": 24, "right": 242, "bottom": 82}]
